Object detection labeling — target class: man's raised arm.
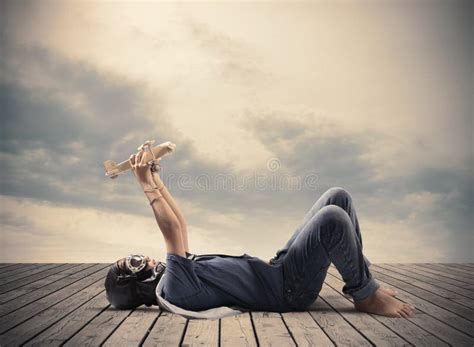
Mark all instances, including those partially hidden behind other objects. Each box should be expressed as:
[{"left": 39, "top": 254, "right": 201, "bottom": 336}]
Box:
[
  {"left": 151, "top": 171, "right": 190, "bottom": 253},
  {"left": 129, "top": 151, "right": 186, "bottom": 257}
]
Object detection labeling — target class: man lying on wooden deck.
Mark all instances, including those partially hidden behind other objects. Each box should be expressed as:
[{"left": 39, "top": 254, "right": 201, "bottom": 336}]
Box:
[{"left": 104, "top": 149, "right": 415, "bottom": 319}]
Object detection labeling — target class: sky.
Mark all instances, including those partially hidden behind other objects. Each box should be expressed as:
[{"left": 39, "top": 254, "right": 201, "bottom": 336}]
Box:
[{"left": 0, "top": 0, "right": 472, "bottom": 263}]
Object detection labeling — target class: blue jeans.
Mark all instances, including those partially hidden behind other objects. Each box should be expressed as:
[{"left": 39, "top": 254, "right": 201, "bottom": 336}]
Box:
[{"left": 271, "top": 187, "right": 380, "bottom": 309}]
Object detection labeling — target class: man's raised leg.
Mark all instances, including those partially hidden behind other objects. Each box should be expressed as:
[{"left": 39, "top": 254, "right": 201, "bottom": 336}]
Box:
[
  {"left": 272, "top": 187, "right": 369, "bottom": 265},
  {"left": 282, "top": 205, "right": 414, "bottom": 317}
]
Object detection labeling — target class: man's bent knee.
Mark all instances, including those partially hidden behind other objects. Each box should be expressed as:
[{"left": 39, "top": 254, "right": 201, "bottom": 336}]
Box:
[
  {"left": 326, "top": 187, "right": 352, "bottom": 202},
  {"left": 317, "top": 205, "right": 350, "bottom": 223},
  {"left": 315, "top": 205, "right": 353, "bottom": 242}
]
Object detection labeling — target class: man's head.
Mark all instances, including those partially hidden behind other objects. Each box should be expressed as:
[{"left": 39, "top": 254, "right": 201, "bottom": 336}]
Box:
[{"left": 104, "top": 254, "right": 164, "bottom": 309}]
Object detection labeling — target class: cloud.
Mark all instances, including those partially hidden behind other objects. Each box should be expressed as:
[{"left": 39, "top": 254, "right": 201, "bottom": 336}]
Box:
[
  {"left": 183, "top": 17, "right": 268, "bottom": 86},
  {"left": 0, "top": 1, "right": 472, "bottom": 263},
  {"left": 1, "top": 45, "right": 471, "bottom": 262},
  {"left": 240, "top": 111, "right": 473, "bottom": 261},
  {"left": 240, "top": 111, "right": 381, "bottom": 200},
  {"left": 0, "top": 44, "right": 279, "bottom": 215},
  {"left": 0, "top": 43, "right": 310, "bottom": 261},
  {"left": 0, "top": 195, "right": 227, "bottom": 262},
  {"left": 0, "top": 44, "right": 177, "bottom": 213}
]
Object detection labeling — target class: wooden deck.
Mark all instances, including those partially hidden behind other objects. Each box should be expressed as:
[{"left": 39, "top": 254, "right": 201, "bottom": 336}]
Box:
[{"left": 0, "top": 263, "right": 472, "bottom": 346}]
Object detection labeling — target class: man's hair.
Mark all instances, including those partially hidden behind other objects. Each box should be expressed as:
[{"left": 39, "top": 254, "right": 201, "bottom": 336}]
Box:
[{"left": 104, "top": 263, "right": 159, "bottom": 309}]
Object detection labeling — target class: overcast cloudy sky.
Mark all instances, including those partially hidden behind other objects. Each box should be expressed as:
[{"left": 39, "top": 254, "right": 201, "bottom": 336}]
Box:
[{"left": 1, "top": 0, "right": 472, "bottom": 263}]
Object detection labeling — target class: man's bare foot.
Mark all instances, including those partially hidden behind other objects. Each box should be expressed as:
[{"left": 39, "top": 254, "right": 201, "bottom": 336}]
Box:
[
  {"left": 355, "top": 288, "right": 415, "bottom": 318},
  {"left": 379, "top": 287, "right": 398, "bottom": 297}
]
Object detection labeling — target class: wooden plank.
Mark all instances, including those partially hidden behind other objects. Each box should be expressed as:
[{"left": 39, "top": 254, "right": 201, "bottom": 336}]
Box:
[
  {"left": 251, "top": 312, "right": 295, "bottom": 346},
  {"left": 0, "top": 264, "right": 41, "bottom": 278},
  {"left": 181, "top": 318, "right": 219, "bottom": 346},
  {"left": 142, "top": 312, "right": 186, "bottom": 346},
  {"left": 63, "top": 305, "right": 132, "bottom": 346},
  {"left": 393, "top": 264, "right": 474, "bottom": 299},
  {"left": 370, "top": 267, "right": 474, "bottom": 321},
  {"left": 327, "top": 268, "right": 473, "bottom": 344},
  {"left": 24, "top": 291, "right": 111, "bottom": 347},
  {"left": 413, "top": 264, "right": 473, "bottom": 285},
  {"left": 324, "top": 273, "right": 448, "bottom": 346},
  {"left": 363, "top": 269, "right": 474, "bottom": 332},
  {"left": 409, "top": 264, "right": 474, "bottom": 288},
  {"left": 0, "top": 264, "right": 17, "bottom": 270},
  {"left": 0, "top": 274, "right": 108, "bottom": 346},
  {"left": 220, "top": 312, "right": 258, "bottom": 347},
  {"left": 431, "top": 264, "right": 474, "bottom": 277},
  {"left": 0, "top": 263, "right": 104, "bottom": 316},
  {"left": 0, "top": 264, "right": 66, "bottom": 287},
  {"left": 0, "top": 263, "right": 78, "bottom": 296},
  {"left": 103, "top": 307, "right": 160, "bottom": 346},
  {"left": 0, "top": 262, "right": 471, "bottom": 346},
  {"left": 374, "top": 265, "right": 474, "bottom": 309},
  {"left": 0, "top": 265, "right": 108, "bottom": 332},
  {"left": 318, "top": 284, "right": 409, "bottom": 346},
  {"left": 281, "top": 311, "right": 334, "bottom": 347},
  {"left": 442, "top": 263, "right": 474, "bottom": 272},
  {"left": 0, "top": 264, "right": 34, "bottom": 275},
  {"left": 0, "top": 263, "right": 94, "bottom": 304},
  {"left": 452, "top": 264, "right": 474, "bottom": 271},
  {"left": 307, "top": 298, "right": 371, "bottom": 346},
  {"left": 407, "top": 309, "right": 474, "bottom": 346}
]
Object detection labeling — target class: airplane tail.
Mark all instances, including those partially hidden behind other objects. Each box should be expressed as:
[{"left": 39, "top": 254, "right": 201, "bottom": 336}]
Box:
[{"left": 103, "top": 160, "right": 119, "bottom": 179}]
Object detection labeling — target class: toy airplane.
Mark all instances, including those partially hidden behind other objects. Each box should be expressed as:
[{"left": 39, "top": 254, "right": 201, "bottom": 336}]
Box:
[{"left": 103, "top": 140, "right": 176, "bottom": 179}]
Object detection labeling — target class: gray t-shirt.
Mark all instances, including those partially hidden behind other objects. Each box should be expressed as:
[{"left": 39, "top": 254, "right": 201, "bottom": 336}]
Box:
[{"left": 155, "top": 252, "right": 286, "bottom": 319}]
